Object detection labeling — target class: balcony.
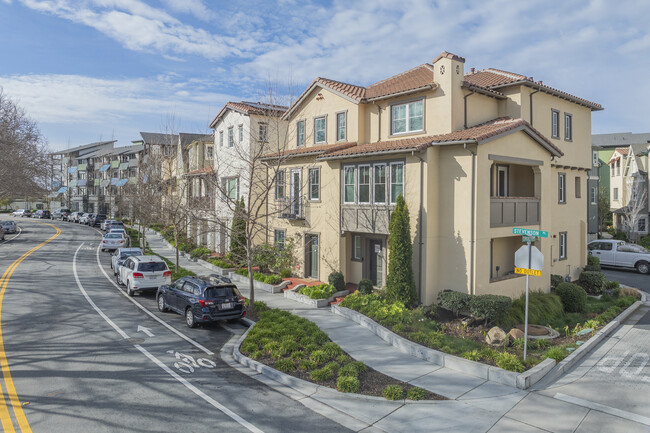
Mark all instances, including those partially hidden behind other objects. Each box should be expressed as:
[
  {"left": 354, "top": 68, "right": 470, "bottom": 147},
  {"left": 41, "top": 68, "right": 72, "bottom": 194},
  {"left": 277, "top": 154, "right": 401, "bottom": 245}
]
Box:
[
  {"left": 341, "top": 205, "right": 392, "bottom": 235},
  {"left": 277, "top": 196, "right": 305, "bottom": 220},
  {"left": 490, "top": 197, "right": 540, "bottom": 228}
]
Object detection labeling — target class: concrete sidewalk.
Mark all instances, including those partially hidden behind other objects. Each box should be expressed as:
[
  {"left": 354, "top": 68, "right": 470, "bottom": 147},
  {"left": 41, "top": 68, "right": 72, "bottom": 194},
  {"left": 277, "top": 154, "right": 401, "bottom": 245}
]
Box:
[{"left": 143, "top": 229, "right": 650, "bottom": 433}]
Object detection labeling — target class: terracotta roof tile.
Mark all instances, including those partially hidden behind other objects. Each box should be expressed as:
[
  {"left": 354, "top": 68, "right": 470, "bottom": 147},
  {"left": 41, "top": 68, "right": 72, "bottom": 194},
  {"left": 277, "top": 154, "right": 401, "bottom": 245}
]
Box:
[
  {"left": 365, "top": 64, "right": 435, "bottom": 99},
  {"left": 316, "top": 78, "right": 366, "bottom": 101},
  {"left": 615, "top": 147, "right": 629, "bottom": 155},
  {"left": 261, "top": 141, "right": 357, "bottom": 160},
  {"left": 185, "top": 166, "right": 214, "bottom": 176},
  {"left": 210, "top": 101, "right": 287, "bottom": 128}
]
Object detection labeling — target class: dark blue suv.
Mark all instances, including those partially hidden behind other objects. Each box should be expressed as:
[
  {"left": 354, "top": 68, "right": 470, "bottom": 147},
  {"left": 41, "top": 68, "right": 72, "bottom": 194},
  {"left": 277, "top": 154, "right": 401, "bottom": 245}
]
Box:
[{"left": 156, "top": 275, "right": 246, "bottom": 328}]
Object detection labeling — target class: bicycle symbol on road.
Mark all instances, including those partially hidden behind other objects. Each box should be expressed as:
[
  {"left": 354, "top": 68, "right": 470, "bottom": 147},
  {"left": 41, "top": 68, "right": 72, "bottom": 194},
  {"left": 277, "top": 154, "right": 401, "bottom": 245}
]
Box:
[{"left": 167, "top": 350, "right": 216, "bottom": 374}]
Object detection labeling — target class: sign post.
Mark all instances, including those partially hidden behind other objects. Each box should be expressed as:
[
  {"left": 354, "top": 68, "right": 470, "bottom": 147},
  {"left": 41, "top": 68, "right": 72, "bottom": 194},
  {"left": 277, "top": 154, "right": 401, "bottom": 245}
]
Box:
[{"left": 513, "top": 228, "right": 546, "bottom": 360}]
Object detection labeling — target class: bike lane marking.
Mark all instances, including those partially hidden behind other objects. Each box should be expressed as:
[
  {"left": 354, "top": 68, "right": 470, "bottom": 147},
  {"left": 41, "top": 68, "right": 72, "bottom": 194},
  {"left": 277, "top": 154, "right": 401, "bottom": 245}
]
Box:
[{"left": 74, "top": 242, "right": 264, "bottom": 433}]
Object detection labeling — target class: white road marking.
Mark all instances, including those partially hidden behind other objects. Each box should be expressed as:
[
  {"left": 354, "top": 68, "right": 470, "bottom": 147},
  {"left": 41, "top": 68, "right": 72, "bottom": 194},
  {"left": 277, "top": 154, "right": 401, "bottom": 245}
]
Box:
[
  {"left": 0, "top": 226, "right": 23, "bottom": 244},
  {"left": 73, "top": 243, "right": 264, "bottom": 433},
  {"left": 137, "top": 325, "right": 155, "bottom": 337},
  {"left": 554, "top": 393, "right": 650, "bottom": 426}
]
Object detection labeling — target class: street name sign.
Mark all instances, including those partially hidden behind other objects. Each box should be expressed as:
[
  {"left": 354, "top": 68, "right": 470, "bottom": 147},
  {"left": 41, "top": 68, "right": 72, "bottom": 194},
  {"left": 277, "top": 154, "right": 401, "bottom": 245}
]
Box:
[
  {"left": 522, "top": 235, "right": 536, "bottom": 243},
  {"left": 512, "top": 228, "right": 548, "bottom": 238}
]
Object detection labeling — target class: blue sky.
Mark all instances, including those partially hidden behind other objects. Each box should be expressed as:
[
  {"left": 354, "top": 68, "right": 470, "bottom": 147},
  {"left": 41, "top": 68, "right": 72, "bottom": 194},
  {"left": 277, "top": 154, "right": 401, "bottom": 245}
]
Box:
[{"left": 1, "top": 0, "right": 649, "bottom": 151}]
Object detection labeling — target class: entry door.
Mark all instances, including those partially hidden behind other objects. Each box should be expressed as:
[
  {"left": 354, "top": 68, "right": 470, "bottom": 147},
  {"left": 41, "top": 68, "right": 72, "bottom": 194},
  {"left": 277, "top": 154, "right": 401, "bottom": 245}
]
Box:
[
  {"left": 368, "top": 240, "right": 383, "bottom": 286},
  {"left": 305, "top": 235, "right": 319, "bottom": 278},
  {"left": 290, "top": 170, "right": 301, "bottom": 216},
  {"left": 497, "top": 165, "right": 509, "bottom": 197}
]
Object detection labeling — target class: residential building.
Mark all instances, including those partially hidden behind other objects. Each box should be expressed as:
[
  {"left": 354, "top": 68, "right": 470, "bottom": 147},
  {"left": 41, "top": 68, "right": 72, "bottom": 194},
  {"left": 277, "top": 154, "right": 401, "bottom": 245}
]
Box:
[
  {"left": 587, "top": 145, "right": 599, "bottom": 241},
  {"left": 263, "top": 51, "right": 602, "bottom": 304}
]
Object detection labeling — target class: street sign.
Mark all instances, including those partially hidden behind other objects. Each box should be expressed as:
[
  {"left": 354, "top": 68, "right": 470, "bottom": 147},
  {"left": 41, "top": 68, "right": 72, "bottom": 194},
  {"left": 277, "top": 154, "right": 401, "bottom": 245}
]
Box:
[
  {"left": 522, "top": 235, "right": 536, "bottom": 243},
  {"left": 515, "top": 245, "right": 544, "bottom": 270},
  {"left": 515, "top": 267, "right": 542, "bottom": 277},
  {"left": 512, "top": 228, "right": 548, "bottom": 238}
]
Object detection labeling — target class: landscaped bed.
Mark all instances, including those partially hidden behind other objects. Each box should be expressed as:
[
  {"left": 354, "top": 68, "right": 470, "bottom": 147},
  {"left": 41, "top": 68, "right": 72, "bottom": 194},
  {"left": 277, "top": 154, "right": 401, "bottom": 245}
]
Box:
[{"left": 239, "top": 309, "right": 446, "bottom": 401}]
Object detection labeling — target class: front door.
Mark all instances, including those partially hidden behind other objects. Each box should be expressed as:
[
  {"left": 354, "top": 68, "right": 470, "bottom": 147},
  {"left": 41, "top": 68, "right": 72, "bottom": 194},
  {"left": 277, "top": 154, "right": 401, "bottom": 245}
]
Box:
[
  {"left": 305, "top": 235, "right": 319, "bottom": 278},
  {"left": 368, "top": 240, "right": 383, "bottom": 286}
]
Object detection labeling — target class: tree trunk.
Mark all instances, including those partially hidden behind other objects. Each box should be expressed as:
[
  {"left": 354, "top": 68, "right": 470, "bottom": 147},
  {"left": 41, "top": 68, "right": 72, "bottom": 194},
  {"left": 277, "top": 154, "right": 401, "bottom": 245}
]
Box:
[
  {"left": 247, "top": 258, "right": 255, "bottom": 313},
  {"left": 174, "top": 228, "right": 179, "bottom": 270}
]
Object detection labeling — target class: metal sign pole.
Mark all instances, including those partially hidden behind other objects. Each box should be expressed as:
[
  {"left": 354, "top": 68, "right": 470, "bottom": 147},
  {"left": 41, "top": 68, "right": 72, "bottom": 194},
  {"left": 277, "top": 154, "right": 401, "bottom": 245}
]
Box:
[{"left": 524, "top": 240, "right": 531, "bottom": 361}]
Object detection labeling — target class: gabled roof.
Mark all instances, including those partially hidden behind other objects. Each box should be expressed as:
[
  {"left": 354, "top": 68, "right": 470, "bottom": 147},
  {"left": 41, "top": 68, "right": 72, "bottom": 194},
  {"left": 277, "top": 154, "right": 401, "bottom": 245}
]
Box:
[
  {"left": 318, "top": 117, "right": 563, "bottom": 160},
  {"left": 179, "top": 133, "right": 212, "bottom": 146},
  {"left": 209, "top": 101, "right": 287, "bottom": 128},
  {"left": 50, "top": 140, "right": 116, "bottom": 156},
  {"left": 592, "top": 132, "right": 650, "bottom": 148},
  {"left": 464, "top": 68, "right": 602, "bottom": 111},
  {"left": 260, "top": 141, "right": 357, "bottom": 161},
  {"left": 139, "top": 132, "right": 179, "bottom": 146}
]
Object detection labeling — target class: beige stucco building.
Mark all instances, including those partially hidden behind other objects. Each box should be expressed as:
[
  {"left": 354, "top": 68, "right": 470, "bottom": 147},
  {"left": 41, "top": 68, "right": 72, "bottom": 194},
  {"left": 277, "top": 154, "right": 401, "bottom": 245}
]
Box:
[{"left": 262, "top": 52, "right": 602, "bottom": 304}]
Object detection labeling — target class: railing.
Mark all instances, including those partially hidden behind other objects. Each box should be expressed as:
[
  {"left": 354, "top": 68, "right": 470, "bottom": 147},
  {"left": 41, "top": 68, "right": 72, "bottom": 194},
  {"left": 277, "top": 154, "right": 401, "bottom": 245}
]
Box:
[
  {"left": 277, "top": 196, "right": 305, "bottom": 220},
  {"left": 490, "top": 197, "right": 540, "bottom": 227}
]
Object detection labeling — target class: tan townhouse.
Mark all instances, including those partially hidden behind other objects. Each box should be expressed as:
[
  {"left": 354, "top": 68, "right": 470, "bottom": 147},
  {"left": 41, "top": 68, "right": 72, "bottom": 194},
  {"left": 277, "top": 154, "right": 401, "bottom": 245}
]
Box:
[{"left": 263, "top": 51, "right": 602, "bottom": 304}]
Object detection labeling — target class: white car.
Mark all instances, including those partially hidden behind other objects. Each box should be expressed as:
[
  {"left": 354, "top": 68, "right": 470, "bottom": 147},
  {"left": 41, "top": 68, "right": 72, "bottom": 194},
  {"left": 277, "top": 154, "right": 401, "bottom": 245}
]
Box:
[
  {"left": 588, "top": 240, "right": 650, "bottom": 274},
  {"left": 111, "top": 247, "right": 143, "bottom": 275},
  {"left": 79, "top": 213, "right": 93, "bottom": 224},
  {"left": 101, "top": 232, "right": 128, "bottom": 251},
  {"left": 12, "top": 209, "right": 31, "bottom": 217},
  {"left": 101, "top": 220, "right": 115, "bottom": 231},
  {"left": 1, "top": 221, "right": 17, "bottom": 234},
  {"left": 108, "top": 228, "right": 128, "bottom": 238},
  {"left": 117, "top": 255, "right": 171, "bottom": 296}
]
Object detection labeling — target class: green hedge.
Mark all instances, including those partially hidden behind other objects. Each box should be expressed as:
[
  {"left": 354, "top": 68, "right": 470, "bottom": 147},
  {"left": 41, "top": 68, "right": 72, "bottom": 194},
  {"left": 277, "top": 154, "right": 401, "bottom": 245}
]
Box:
[
  {"left": 550, "top": 274, "right": 564, "bottom": 289},
  {"left": 585, "top": 255, "right": 601, "bottom": 272},
  {"left": 236, "top": 268, "right": 283, "bottom": 285},
  {"left": 579, "top": 271, "right": 606, "bottom": 295},
  {"left": 358, "top": 279, "right": 374, "bottom": 295},
  {"left": 468, "top": 295, "right": 512, "bottom": 324},
  {"left": 328, "top": 272, "right": 345, "bottom": 292},
  {"left": 555, "top": 282, "right": 587, "bottom": 313},
  {"left": 500, "top": 291, "right": 563, "bottom": 329},
  {"left": 299, "top": 283, "right": 337, "bottom": 300},
  {"left": 437, "top": 290, "right": 471, "bottom": 316}
]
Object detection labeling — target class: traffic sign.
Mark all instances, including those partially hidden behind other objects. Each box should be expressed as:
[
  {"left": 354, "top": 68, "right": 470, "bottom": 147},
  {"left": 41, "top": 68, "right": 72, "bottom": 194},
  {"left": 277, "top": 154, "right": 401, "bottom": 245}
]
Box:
[
  {"left": 515, "top": 245, "right": 544, "bottom": 270},
  {"left": 515, "top": 267, "right": 542, "bottom": 277},
  {"left": 513, "top": 228, "right": 548, "bottom": 238},
  {"left": 522, "top": 235, "right": 536, "bottom": 243}
]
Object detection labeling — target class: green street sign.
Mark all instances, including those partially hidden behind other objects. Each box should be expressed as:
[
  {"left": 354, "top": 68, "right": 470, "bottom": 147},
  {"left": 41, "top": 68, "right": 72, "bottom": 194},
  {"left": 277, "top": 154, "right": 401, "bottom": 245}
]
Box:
[
  {"left": 513, "top": 228, "right": 548, "bottom": 238},
  {"left": 522, "top": 235, "right": 536, "bottom": 243}
]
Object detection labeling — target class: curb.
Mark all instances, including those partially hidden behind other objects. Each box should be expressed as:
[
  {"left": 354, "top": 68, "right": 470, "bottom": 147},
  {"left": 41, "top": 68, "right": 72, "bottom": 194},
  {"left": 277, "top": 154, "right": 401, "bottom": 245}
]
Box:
[{"left": 284, "top": 288, "right": 349, "bottom": 308}]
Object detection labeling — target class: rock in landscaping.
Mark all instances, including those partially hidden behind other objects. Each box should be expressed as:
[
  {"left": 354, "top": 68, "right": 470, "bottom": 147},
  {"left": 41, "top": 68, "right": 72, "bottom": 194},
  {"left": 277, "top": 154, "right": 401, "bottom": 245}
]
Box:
[
  {"left": 486, "top": 326, "right": 507, "bottom": 346},
  {"left": 508, "top": 328, "right": 525, "bottom": 342},
  {"left": 576, "top": 328, "right": 593, "bottom": 336}
]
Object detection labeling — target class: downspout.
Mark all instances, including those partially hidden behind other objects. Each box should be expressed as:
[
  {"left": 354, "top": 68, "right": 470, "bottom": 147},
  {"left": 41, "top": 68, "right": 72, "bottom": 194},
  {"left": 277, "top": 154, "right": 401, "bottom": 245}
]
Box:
[
  {"left": 529, "top": 89, "right": 540, "bottom": 126},
  {"left": 412, "top": 150, "right": 425, "bottom": 302},
  {"left": 373, "top": 101, "right": 382, "bottom": 141},
  {"left": 464, "top": 91, "right": 475, "bottom": 129},
  {"left": 464, "top": 143, "right": 477, "bottom": 295}
]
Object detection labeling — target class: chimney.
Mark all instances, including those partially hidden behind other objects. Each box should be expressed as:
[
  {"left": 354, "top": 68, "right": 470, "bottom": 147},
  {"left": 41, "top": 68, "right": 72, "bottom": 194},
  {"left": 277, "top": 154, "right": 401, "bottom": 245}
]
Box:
[{"left": 470, "top": 67, "right": 475, "bottom": 74}]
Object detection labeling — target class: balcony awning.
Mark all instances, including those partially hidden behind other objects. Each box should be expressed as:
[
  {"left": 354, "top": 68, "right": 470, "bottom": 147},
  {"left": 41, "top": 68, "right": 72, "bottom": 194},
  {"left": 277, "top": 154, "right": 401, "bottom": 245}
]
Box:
[
  {"left": 128, "top": 159, "right": 139, "bottom": 168},
  {"left": 128, "top": 177, "right": 138, "bottom": 185},
  {"left": 78, "top": 163, "right": 87, "bottom": 171},
  {"left": 68, "top": 166, "right": 78, "bottom": 174},
  {"left": 119, "top": 162, "right": 129, "bottom": 170},
  {"left": 110, "top": 178, "right": 120, "bottom": 186},
  {"left": 94, "top": 179, "right": 101, "bottom": 186},
  {"left": 111, "top": 160, "right": 120, "bottom": 168},
  {"left": 100, "top": 179, "right": 110, "bottom": 187},
  {"left": 57, "top": 187, "right": 68, "bottom": 193},
  {"left": 68, "top": 180, "right": 78, "bottom": 187},
  {"left": 117, "top": 178, "right": 129, "bottom": 187},
  {"left": 99, "top": 164, "right": 110, "bottom": 172},
  {"left": 77, "top": 179, "right": 87, "bottom": 187}
]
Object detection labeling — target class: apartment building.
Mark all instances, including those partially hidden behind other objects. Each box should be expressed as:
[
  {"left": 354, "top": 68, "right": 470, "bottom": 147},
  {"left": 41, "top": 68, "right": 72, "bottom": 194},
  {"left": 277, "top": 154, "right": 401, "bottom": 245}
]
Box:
[{"left": 263, "top": 51, "right": 602, "bottom": 304}]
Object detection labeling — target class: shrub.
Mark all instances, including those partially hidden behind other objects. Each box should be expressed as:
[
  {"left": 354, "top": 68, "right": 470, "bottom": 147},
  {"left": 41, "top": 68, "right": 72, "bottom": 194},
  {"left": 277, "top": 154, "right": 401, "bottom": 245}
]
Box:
[
  {"left": 323, "top": 361, "right": 340, "bottom": 373},
  {"left": 208, "top": 258, "right": 235, "bottom": 269},
  {"left": 346, "top": 361, "right": 367, "bottom": 374},
  {"left": 550, "top": 274, "right": 564, "bottom": 289},
  {"left": 336, "top": 354, "right": 348, "bottom": 364},
  {"left": 585, "top": 255, "right": 601, "bottom": 271},
  {"left": 437, "top": 290, "right": 471, "bottom": 316},
  {"left": 358, "top": 278, "right": 374, "bottom": 295},
  {"left": 613, "top": 231, "right": 627, "bottom": 241},
  {"left": 338, "top": 364, "right": 359, "bottom": 378},
  {"left": 290, "top": 351, "right": 304, "bottom": 360},
  {"left": 468, "top": 294, "right": 512, "bottom": 324},
  {"left": 495, "top": 352, "right": 525, "bottom": 372},
  {"left": 579, "top": 271, "right": 606, "bottom": 295},
  {"left": 309, "top": 350, "right": 328, "bottom": 364},
  {"left": 545, "top": 346, "right": 567, "bottom": 362},
  {"left": 337, "top": 375, "right": 360, "bottom": 393},
  {"left": 299, "top": 283, "right": 337, "bottom": 300},
  {"left": 640, "top": 235, "right": 650, "bottom": 250},
  {"left": 310, "top": 367, "right": 334, "bottom": 381},
  {"left": 555, "top": 282, "right": 587, "bottom": 313},
  {"left": 406, "top": 387, "right": 428, "bottom": 401},
  {"left": 615, "top": 296, "right": 636, "bottom": 309},
  {"left": 189, "top": 247, "right": 211, "bottom": 260},
  {"left": 236, "top": 268, "right": 249, "bottom": 277},
  {"left": 250, "top": 350, "right": 263, "bottom": 359},
  {"left": 500, "top": 291, "right": 563, "bottom": 329},
  {"left": 299, "top": 359, "right": 317, "bottom": 371},
  {"left": 240, "top": 341, "right": 258, "bottom": 354},
  {"left": 322, "top": 342, "right": 343, "bottom": 358},
  {"left": 280, "top": 269, "right": 292, "bottom": 278},
  {"left": 595, "top": 305, "right": 622, "bottom": 324},
  {"left": 264, "top": 275, "right": 283, "bottom": 285},
  {"left": 230, "top": 197, "right": 247, "bottom": 264},
  {"left": 605, "top": 280, "right": 620, "bottom": 294},
  {"left": 383, "top": 385, "right": 404, "bottom": 400},
  {"left": 280, "top": 340, "right": 299, "bottom": 355},
  {"left": 462, "top": 350, "right": 480, "bottom": 361},
  {"left": 328, "top": 271, "right": 345, "bottom": 292},
  {"left": 274, "top": 359, "right": 295, "bottom": 373},
  {"left": 384, "top": 195, "right": 418, "bottom": 306}
]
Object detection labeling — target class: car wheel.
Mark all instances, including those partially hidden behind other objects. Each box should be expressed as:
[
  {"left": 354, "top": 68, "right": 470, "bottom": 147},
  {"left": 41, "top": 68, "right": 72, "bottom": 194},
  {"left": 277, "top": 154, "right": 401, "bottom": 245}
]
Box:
[
  {"left": 157, "top": 295, "right": 168, "bottom": 312},
  {"left": 636, "top": 261, "right": 650, "bottom": 275},
  {"left": 126, "top": 282, "right": 134, "bottom": 297},
  {"left": 116, "top": 273, "right": 123, "bottom": 285},
  {"left": 185, "top": 308, "right": 196, "bottom": 328}
]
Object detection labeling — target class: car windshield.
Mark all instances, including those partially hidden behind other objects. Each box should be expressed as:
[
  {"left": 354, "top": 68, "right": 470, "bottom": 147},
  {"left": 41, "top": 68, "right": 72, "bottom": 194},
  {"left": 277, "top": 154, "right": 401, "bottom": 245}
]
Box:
[
  {"left": 106, "top": 233, "right": 123, "bottom": 239},
  {"left": 111, "top": 222, "right": 124, "bottom": 227},
  {"left": 120, "top": 250, "right": 141, "bottom": 258},
  {"left": 204, "top": 286, "right": 241, "bottom": 298},
  {"left": 138, "top": 262, "right": 167, "bottom": 272}
]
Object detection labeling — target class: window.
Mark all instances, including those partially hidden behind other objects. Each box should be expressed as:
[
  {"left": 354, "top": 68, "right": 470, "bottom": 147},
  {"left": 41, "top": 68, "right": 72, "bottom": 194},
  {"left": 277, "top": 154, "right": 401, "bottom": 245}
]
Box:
[
  {"left": 358, "top": 165, "right": 370, "bottom": 203},
  {"left": 308, "top": 168, "right": 320, "bottom": 201},
  {"left": 374, "top": 164, "right": 386, "bottom": 204},
  {"left": 564, "top": 113, "right": 572, "bottom": 141},
  {"left": 296, "top": 120, "right": 305, "bottom": 147},
  {"left": 496, "top": 165, "right": 509, "bottom": 197},
  {"left": 613, "top": 187, "right": 619, "bottom": 201},
  {"left": 275, "top": 170, "right": 285, "bottom": 199},
  {"left": 616, "top": 159, "right": 620, "bottom": 175},
  {"left": 336, "top": 112, "right": 346, "bottom": 141},
  {"left": 559, "top": 232, "right": 567, "bottom": 260},
  {"left": 390, "top": 162, "right": 404, "bottom": 203},
  {"left": 219, "top": 131, "right": 224, "bottom": 147},
  {"left": 343, "top": 166, "right": 355, "bottom": 203},
  {"left": 223, "top": 178, "right": 238, "bottom": 200},
  {"left": 228, "top": 127, "right": 234, "bottom": 147},
  {"left": 611, "top": 163, "right": 615, "bottom": 177},
  {"left": 274, "top": 229, "right": 286, "bottom": 248},
  {"left": 353, "top": 235, "right": 361, "bottom": 260},
  {"left": 391, "top": 100, "right": 423, "bottom": 134},
  {"left": 574, "top": 176, "right": 581, "bottom": 198},
  {"left": 638, "top": 218, "right": 647, "bottom": 232},
  {"left": 558, "top": 173, "right": 566, "bottom": 204},
  {"left": 551, "top": 110, "right": 560, "bottom": 138},
  {"left": 258, "top": 123, "right": 268, "bottom": 142},
  {"left": 591, "top": 187, "right": 597, "bottom": 205},
  {"left": 238, "top": 124, "right": 243, "bottom": 142},
  {"left": 314, "top": 117, "right": 326, "bottom": 144},
  {"left": 592, "top": 151, "right": 599, "bottom": 167}
]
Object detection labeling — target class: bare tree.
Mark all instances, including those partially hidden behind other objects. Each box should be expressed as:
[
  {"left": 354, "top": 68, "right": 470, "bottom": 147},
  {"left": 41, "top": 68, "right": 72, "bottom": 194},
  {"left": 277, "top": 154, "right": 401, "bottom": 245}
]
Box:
[
  {"left": 621, "top": 174, "right": 648, "bottom": 241},
  {"left": 597, "top": 185, "right": 611, "bottom": 237},
  {"left": 0, "top": 89, "right": 51, "bottom": 199}
]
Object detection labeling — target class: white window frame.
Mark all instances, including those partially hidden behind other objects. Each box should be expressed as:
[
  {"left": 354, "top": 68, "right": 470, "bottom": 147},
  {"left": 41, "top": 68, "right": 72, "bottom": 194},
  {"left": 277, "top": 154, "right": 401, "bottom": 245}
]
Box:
[
  {"left": 613, "top": 187, "right": 619, "bottom": 201},
  {"left": 390, "top": 162, "right": 404, "bottom": 204},
  {"left": 308, "top": 167, "right": 320, "bottom": 201},
  {"left": 358, "top": 164, "right": 371, "bottom": 204},
  {"left": 391, "top": 99, "right": 424, "bottom": 135},
  {"left": 336, "top": 111, "right": 347, "bottom": 142},
  {"left": 274, "top": 229, "right": 286, "bottom": 248},
  {"left": 558, "top": 173, "right": 566, "bottom": 204},
  {"left": 314, "top": 117, "right": 326, "bottom": 144},
  {"left": 353, "top": 235, "right": 362, "bottom": 260},
  {"left": 590, "top": 186, "right": 597, "bottom": 205},
  {"left": 275, "top": 170, "right": 285, "bottom": 199},
  {"left": 551, "top": 109, "right": 560, "bottom": 138},
  {"left": 222, "top": 177, "right": 239, "bottom": 201},
  {"left": 297, "top": 120, "right": 305, "bottom": 147},
  {"left": 564, "top": 113, "right": 572, "bottom": 141},
  {"left": 559, "top": 232, "right": 567, "bottom": 260},
  {"left": 228, "top": 127, "right": 234, "bottom": 147},
  {"left": 638, "top": 217, "right": 647, "bottom": 233},
  {"left": 343, "top": 165, "right": 355, "bottom": 204},
  {"left": 373, "top": 163, "right": 387, "bottom": 204},
  {"left": 258, "top": 123, "right": 268, "bottom": 143},
  {"left": 219, "top": 131, "right": 224, "bottom": 147}
]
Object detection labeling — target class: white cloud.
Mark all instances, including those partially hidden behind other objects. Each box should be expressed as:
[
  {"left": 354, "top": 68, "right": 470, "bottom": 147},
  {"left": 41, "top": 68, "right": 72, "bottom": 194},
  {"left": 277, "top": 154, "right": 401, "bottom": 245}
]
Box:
[{"left": 160, "top": 0, "right": 215, "bottom": 21}]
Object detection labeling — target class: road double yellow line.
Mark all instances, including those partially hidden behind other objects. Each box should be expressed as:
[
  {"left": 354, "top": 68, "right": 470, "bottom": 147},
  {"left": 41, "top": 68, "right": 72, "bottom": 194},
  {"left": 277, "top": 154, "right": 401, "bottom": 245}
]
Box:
[{"left": 0, "top": 223, "right": 61, "bottom": 433}]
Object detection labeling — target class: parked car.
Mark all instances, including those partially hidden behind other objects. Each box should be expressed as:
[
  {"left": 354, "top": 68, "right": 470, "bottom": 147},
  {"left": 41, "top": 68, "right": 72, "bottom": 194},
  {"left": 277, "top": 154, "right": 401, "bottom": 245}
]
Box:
[
  {"left": 108, "top": 228, "right": 128, "bottom": 239},
  {"left": 37, "top": 210, "right": 51, "bottom": 219},
  {"left": 111, "top": 247, "right": 143, "bottom": 275},
  {"left": 79, "top": 213, "right": 93, "bottom": 224},
  {"left": 108, "top": 221, "right": 125, "bottom": 231},
  {"left": 75, "top": 212, "right": 86, "bottom": 223},
  {"left": 588, "top": 240, "right": 650, "bottom": 274},
  {"left": 12, "top": 209, "right": 31, "bottom": 217},
  {"left": 1, "top": 221, "right": 17, "bottom": 234},
  {"left": 89, "top": 214, "right": 106, "bottom": 227},
  {"left": 156, "top": 275, "right": 245, "bottom": 328},
  {"left": 101, "top": 220, "right": 114, "bottom": 231},
  {"left": 101, "top": 232, "right": 129, "bottom": 251},
  {"left": 118, "top": 255, "right": 171, "bottom": 297},
  {"left": 52, "top": 209, "right": 70, "bottom": 220},
  {"left": 0, "top": 226, "right": 4, "bottom": 241}
]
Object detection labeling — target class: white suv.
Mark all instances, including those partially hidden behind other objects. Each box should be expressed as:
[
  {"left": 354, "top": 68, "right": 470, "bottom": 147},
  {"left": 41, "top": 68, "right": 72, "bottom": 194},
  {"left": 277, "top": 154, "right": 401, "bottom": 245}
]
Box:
[{"left": 117, "top": 255, "right": 171, "bottom": 296}]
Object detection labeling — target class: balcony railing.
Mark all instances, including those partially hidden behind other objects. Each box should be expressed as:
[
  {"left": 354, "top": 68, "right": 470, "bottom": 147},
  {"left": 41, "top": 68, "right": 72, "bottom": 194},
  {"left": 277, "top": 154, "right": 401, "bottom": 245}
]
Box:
[
  {"left": 277, "top": 196, "right": 305, "bottom": 220},
  {"left": 490, "top": 197, "right": 540, "bottom": 228}
]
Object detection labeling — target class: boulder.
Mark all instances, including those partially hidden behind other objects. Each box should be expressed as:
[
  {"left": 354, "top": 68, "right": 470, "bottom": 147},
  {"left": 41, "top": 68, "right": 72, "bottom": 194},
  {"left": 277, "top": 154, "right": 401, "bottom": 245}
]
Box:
[
  {"left": 508, "top": 328, "right": 525, "bottom": 342},
  {"left": 486, "top": 326, "right": 507, "bottom": 346}
]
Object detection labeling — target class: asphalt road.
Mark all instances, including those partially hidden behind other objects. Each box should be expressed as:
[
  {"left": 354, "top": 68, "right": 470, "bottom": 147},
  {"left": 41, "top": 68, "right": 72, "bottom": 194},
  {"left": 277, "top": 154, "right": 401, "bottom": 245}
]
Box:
[
  {"left": 0, "top": 218, "right": 350, "bottom": 433},
  {"left": 602, "top": 267, "right": 650, "bottom": 293}
]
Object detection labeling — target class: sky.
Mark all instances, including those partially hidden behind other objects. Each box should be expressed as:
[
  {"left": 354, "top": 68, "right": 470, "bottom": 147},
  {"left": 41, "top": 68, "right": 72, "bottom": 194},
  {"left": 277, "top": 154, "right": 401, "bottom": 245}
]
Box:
[{"left": 1, "top": 0, "right": 649, "bottom": 152}]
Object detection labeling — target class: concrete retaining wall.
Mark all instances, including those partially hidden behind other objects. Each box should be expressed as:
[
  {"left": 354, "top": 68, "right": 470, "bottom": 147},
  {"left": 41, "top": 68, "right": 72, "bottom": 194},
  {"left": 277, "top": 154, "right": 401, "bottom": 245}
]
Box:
[{"left": 284, "top": 288, "right": 349, "bottom": 308}]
